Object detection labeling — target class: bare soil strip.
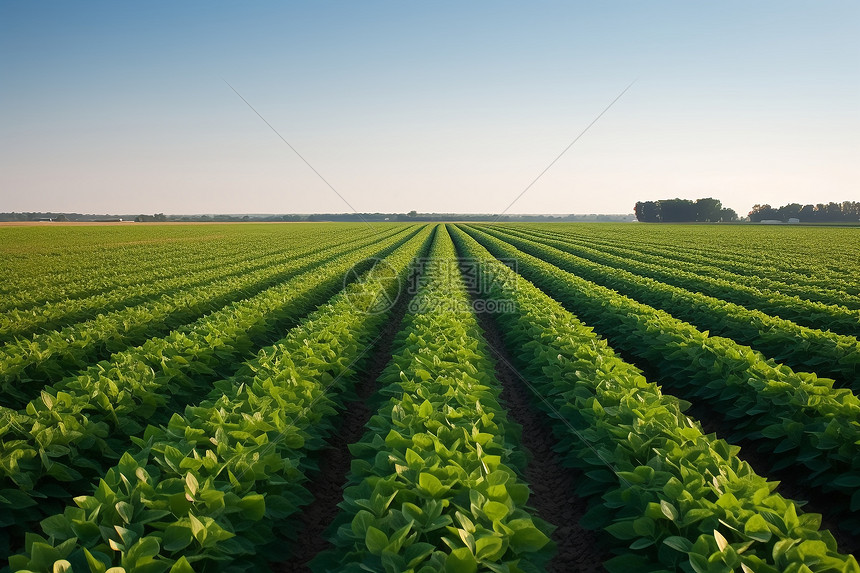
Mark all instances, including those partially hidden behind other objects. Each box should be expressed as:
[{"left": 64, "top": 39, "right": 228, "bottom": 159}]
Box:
[
  {"left": 272, "top": 267, "right": 421, "bottom": 572},
  {"left": 471, "top": 306, "right": 612, "bottom": 572}
]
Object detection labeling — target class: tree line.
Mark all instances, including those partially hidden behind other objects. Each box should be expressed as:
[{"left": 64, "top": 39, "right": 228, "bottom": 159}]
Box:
[
  {"left": 634, "top": 198, "right": 738, "bottom": 223},
  {"left": 748, "top": 202, "right": 860, "bottom": 223}
]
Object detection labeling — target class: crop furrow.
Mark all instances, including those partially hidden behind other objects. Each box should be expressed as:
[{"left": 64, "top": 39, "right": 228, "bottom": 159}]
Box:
[
  {"left": 5, "top": 225, "right": 434, "bottom": 572},
  {"left": 0, "top": 226, "right": 409, "bottom": 408},
  {"left": 503, "top": 225, "right": 860, "bottom": 310},
  {"left": 0, "top": 226, "right": 423, "bottom": 540},
  {"left": 313, "top": 226, "right": 554, "bottom": 572},
  {"left": 487, "top": 225, "right": 860, "bottom": 339},
  {"left": 0, "top": 227, "right": 381, "bottom": 342},
  {"left": 451, "top": 223, "right": 860, "bottom": 571},
  {"left": 461, "top": 224, "right": 860, "bottom": 537},
  {"left": 479, "top": 225, "right": 860, "bottom": 390}
]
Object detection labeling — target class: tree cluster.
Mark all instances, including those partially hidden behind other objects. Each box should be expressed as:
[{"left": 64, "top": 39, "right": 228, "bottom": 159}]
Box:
[
  {"left": 634, "top": 198, "right": 738, "bottom": 223},
  {"left": 748, "top": 202, "right": 860, "bottom": 223}
]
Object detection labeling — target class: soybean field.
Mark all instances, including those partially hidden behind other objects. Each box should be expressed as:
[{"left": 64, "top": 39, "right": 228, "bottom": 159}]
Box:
[{"left": 1, "top": 222, "right": 858, "bottom": 573}]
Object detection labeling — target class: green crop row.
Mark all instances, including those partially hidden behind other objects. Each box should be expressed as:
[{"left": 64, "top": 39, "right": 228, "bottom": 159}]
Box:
[
  {"left": 461, "top": 224, "right": 860, "bottom": 535},
  {"left": 6, "top": 226, "right": 435, "bottom": 573},
  {"left": 450, "top": 224, "right": 859, "bottom": 573},
  {"left": 489, "top": 225, "right": 860, "bottom": 339},
  {"left": 479, "top": 226, "right": 860, "bottom": 391},
  {"left": 0, "top": 225, "right": 410, "bottom": 409},
  {"left": 315, "top": 226, "right": 553, "bottom": 573},
  {"left": 0, "top": 225, "right": 383, "bottom": 343},
  {"left": 0, "top": 226, "right": 422, "bottom": 543},
  {"left": 506, "top": 224, "right": 860, "bottom": 310},
  {"left": 0, "top": 225, "right": 365, "bottom": 312},
  {"left": 516, "top": 223, "right": 860, "bottom": 295}
]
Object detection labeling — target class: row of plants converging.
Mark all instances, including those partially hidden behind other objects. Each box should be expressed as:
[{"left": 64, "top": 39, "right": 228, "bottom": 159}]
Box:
[
  {"left": 0, "top": 225, "right": 424, "bottom": 552},
  {"left": 460, "top": 224, "right": 860, "bottom": 538},
  {"left": 514, "top": 223, "right": 860, "bottom": 296},
  {"left": 0, "top": 225, "right": 361, "bottom": 312},
  {"left": 2, "top": 221, "right": 857, "bottom": 572},
  {"left": 489, "top": 225, "right": 860, "bottom": 339},
  {"left": 502, "top": 224, "right": 860, "bottom": 311},
  {"left": 6, "top": 226, "right": 436, "bottom": 572},
  {"left": 314, "top": 225, "right": 553, "bottom": 573},
  {"left": 449, "top": 223, "right": 860, "bottom": 573},
  {"left": 0, "top": 224, "right": 384, "bottom": 344},
  {"left": 478, "top": 225, "right": 860, "bottom": 391},
  {"left": 0, "top": 225, "right": 411, "bottom": 408}
]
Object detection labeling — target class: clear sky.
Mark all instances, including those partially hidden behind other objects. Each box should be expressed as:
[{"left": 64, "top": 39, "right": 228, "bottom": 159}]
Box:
[{"left": 2, "top": 1, "right": 858, "bottom": 216}]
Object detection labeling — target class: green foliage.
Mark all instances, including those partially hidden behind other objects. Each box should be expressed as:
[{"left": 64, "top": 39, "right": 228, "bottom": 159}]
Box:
[
  {"left": 450, "top": 224, "right": 859, "bottom": 572},
  {"left": 315, "top": 227, "right": 553, "bottom": 572},
  {"left": 6, "top": 227, "right": 434, "bottom": 571},
  {"left": 461, "top": 224, "right": 860, "bottom": 535},
  {"left": 0, "top": 225, "right": 411, "bottom": 407}
]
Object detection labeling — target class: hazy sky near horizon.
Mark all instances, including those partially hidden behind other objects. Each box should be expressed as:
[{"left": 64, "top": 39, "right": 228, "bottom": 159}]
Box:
[{"left": 2, "top": 1, "right": 858, "bottom": 216}]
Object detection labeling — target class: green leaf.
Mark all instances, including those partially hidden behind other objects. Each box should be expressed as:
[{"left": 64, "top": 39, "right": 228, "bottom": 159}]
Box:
[
  {"left": 188, "top": 514, "right": 206, "bottom": 545},
  {"left": 351, "top": 510, "right": 375, "bottom": 537},
  {"left": 84, "top": 548, "right": 109, "bottom": 573},
  {"left": 168, "top": 557, "right": 195, "bottom": 573},
  {"left": 832, "top": 474, "right": 860, "bottom": 489},
  {"left": 184, "top": 473, "right": 198, "bottom": 498},
  {"left": 237, "top": 494, "right": 266, "bottom": 521},
  {"left": 743, "top": 514, "right": 772, "bottom": 543},
  {"left": 663, "top": 536, "right": 694, "bottom": 553},
  {"left": 475, "top": 535, "right": 504, "bottom": 561},
  {"left": 125, "top": 536, "right": 161, "bottom": 564},
  {"left": 508, "top": 519, "right": 550, "bottom": 553},
  {"left": 365, "top": 526, "right": 388, "bottom": 556},
  {"left": 116, "top": 501, "right": 135, "bottom": 524},
  {"left": 418, "top": 473, "right": 447, "bottom": 498},
  {"left": 630, "top": 537, "right": 655, "bottom": 550},
  {"left": 445, "top": 547, "right": 478, "bottom": 573},
  {"left": 418, "top": 399, "right": 433, "bottom": 418},
  {"left": 482, "top": 501, "right": 509, "bottom": 522},
  {"left": 660, "top": 499, "right": 679, "bottom": 521},
  {"left": 41, "top": 514, "right": 73, "bottom": 540},
  {"left": 162, "top": 524, "right": 193, "bottom": 552}
]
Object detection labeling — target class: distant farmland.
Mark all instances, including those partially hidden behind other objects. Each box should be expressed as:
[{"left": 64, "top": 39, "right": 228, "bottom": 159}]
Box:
[{"left": 1, "top": 222, "right": 858, "bottom": 572}]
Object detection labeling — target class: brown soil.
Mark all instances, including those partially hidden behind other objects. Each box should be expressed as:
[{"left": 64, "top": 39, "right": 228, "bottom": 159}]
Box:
[
  {"left": 271, "top": 269, "right": 419, "bottom": 573},
  {"left": 472, "top": 307, "right": 611, "bottom": 573}
]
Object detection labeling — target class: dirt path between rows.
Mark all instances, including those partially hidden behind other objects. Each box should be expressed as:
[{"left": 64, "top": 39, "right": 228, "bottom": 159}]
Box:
[
  {"left": 471, "top": 307, "right": 611, "bottom": 572},
  {"left": 272, "top": 266, "right": 421, "bottom": 572}
]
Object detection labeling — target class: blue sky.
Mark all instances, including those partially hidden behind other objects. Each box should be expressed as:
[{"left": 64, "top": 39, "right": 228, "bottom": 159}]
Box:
[{"left": 1, "top": 1, "right": 857, "bottom": 215}]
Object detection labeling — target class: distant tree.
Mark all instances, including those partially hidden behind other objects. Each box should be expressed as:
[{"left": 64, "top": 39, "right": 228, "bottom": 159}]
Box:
[
  {"left": 843, "top": 201, "right": 860, "bottom": 221},
  {"left": 748, "top": 204, "right": 779, "bottom": 222},
  {"left": 660, "top": 199, "right": 697, "bottom": 222},
  {"left": 695, "top": 197, "right": 723, "bottom": 222},
  {"left": 407, "top": 210, "right": 418, "bottom": 218},
  {"left": 634, "top": 201, "right": 660, "bottom": 222},
  {"left": 798, "top": 204, "right": 815, "bottom": 221},
  {"left": 719, "top": 208, "right": 738, "bottom": 222},
  {"left": 778, "top": 203, "right": 802, "bottom": 221},
  {"left": 154, "top": 213, "right": 167, "bottom": 222},
  {"left": 54, "top": 214, "right": 69, "bottom": 222},
  {"left": 823, "top": 202, "right": 843, "bottom": 221}
]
